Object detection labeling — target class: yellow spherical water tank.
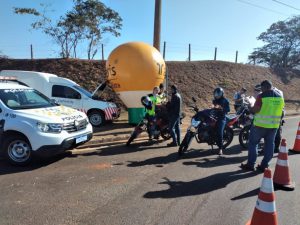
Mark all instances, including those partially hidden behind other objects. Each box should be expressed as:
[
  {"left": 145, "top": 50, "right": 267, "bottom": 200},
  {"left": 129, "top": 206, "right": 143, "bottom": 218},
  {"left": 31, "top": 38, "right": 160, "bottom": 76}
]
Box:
[{"left": 106, "top": 42, "right": 166, "bottom": 124}]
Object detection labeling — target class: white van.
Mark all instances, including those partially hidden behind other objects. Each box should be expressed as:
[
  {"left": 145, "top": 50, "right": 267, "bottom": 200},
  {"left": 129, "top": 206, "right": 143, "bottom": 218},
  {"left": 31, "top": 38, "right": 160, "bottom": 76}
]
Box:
[
  {"left": 0, "top": 70, "right": 120, "bottom": 127},
  {"left": 0, "top": 77, "right": 93, "bottom": 165}
]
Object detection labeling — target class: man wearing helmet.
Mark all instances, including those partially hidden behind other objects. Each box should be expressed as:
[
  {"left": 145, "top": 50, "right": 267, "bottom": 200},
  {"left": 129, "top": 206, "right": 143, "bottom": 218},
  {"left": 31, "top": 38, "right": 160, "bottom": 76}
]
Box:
[{"left": 212, "top": 87, "right": 230, "bottom": 155}]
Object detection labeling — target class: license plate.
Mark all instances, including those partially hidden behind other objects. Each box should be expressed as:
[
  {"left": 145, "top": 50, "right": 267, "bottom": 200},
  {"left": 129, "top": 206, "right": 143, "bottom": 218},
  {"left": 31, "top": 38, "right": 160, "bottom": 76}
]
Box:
[{"left": 76, "top": 135, "right": 87, "bottom": 144}]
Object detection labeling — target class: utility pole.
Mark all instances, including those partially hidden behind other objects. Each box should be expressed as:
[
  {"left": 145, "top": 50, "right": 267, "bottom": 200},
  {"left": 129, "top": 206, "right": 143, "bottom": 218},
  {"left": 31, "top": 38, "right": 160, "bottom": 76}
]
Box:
[
  {"left": 214, "top": 47, "right": 217, "bottom": 61},
  {"left": 153, "top": 0, "right": 161, "bottom": 51},
  {"left": 188, "top": 44, "right": 191, "bottom": 61},
  {"left": 30, "top": 44, "right": 33, "bottom": 60},
  {"left": 101, "top": 44, "right": 104, "bottom": 61}
]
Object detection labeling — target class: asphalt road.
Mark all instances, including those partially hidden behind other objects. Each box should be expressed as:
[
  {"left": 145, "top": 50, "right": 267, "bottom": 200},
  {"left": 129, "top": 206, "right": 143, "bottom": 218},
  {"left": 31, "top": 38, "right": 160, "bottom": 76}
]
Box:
[{"left": 0, "top": 116, "right": 299, "bottom": 225}]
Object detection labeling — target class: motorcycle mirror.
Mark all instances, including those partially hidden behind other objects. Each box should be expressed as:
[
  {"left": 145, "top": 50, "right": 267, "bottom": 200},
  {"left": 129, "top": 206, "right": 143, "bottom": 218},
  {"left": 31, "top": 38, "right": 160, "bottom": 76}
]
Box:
[{"left": 192, "top": 97, "right": 196, "bottom": 102}]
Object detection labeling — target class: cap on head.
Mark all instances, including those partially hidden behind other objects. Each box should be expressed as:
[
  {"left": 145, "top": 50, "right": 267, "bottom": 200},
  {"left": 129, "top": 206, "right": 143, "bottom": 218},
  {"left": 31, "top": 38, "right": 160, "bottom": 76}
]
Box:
[
  {"left": 171, "top": 85, "right": 177, "bottom": 91},
  {"left": 261, "top": 80, "right": 272, "bottom": 90}
]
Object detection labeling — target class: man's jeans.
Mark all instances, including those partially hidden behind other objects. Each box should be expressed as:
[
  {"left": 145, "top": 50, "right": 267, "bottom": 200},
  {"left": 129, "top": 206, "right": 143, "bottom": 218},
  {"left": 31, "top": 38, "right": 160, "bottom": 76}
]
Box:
[
  {"left": 145, "top": 114, "right": 155, "bottom": 138},
  {"left": 169, "top": 116, "right": 181, "bottom": 145},
  {"left": 248, "top": 126, "right": 277, "bottom": 168},
  {"left": 216, "top": 119, "right": 226, "bottom": 149}
]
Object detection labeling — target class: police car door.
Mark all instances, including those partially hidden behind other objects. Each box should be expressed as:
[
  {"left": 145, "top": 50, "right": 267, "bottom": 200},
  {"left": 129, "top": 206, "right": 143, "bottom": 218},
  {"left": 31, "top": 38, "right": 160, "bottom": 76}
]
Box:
[{"left": 51, "top": 84, "right": 82, "bottom": 110}]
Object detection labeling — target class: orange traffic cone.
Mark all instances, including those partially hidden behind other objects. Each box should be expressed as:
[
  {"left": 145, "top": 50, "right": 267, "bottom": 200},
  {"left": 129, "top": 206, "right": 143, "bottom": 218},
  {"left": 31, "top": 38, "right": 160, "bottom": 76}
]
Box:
[
  {"left": 273, "top": 139, "right": 295, "bottom": 191},
  {"left": 246, "top": 168, "right": 278, "bottom": 225},
  {"left": 289, "top": 122, "right": 300, "bottom": 154}
]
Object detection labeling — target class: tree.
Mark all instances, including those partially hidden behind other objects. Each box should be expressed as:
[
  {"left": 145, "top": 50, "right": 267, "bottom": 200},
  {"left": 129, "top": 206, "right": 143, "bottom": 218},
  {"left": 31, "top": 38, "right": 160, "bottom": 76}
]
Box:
[
  {"left": 249, "top": 15, "right": 300, "bottom": 69},
  {"left": 14, "top": 0, "right": 122, "bottom": 59},
  {"left": 70, "top": 0, "right": 122, "bottom": 59},
  {"left": 0, "top": 50, "right": 8, "bottom": 59}
]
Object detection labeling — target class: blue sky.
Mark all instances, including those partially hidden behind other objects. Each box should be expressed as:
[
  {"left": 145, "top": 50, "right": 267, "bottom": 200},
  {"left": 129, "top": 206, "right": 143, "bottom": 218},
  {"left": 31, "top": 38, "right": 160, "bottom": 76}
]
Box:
[{"left": 0, "top": 0, "right": 299, "bottom": 63}]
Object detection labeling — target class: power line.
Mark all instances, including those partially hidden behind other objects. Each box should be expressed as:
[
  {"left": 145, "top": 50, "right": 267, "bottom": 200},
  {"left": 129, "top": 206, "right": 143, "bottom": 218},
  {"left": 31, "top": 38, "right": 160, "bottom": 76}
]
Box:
[
  {"left": 272, "top": 0, "right": 300, "bottom": 11},
  {"left": 236, "top": 0, "right": 289, "bottom": 16}
]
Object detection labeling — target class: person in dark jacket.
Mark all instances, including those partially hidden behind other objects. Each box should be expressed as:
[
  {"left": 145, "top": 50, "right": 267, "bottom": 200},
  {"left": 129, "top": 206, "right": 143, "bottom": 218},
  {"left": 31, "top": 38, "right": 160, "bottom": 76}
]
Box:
[
  {"left": 167, "top": 85, "right": 182, "bottom": 147},
  {"left": 212, "top": 87, "right": 230, "bottom": 155}
]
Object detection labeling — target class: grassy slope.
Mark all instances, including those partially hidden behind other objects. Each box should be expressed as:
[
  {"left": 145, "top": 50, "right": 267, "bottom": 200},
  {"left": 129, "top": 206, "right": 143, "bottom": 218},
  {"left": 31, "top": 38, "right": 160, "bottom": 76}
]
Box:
[{"left": 0, "top": 58, "right": 299, "bottom": 112}]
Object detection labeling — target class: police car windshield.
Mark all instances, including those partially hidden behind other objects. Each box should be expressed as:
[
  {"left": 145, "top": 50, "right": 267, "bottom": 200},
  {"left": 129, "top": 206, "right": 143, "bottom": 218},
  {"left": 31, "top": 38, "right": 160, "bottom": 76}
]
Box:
[
  {"left": 73, "top": 85, "right": 92, "bottom": 98},
  {"left": 0, "top": 88, "right": 54, "bottom": 110}
]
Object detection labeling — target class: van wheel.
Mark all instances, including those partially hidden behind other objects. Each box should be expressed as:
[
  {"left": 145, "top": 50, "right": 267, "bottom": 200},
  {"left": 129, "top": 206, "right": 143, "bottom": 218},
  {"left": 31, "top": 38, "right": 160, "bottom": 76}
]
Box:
[
  {"left": 3, "top": 134, "right": 32, "bottom": 166},
  {"left": 88, "top": 110, "right": 105, "bottom": 127}
]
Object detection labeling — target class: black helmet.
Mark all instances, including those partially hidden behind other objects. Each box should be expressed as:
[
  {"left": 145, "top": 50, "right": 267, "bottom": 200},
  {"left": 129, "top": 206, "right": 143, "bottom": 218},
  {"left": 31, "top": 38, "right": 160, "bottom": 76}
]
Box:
[
  {"left": 213, "top": 87, "right": 224, "bottom": 99},
  {"left": 141, "top": 96, "right": 152, "bottom": 110}
]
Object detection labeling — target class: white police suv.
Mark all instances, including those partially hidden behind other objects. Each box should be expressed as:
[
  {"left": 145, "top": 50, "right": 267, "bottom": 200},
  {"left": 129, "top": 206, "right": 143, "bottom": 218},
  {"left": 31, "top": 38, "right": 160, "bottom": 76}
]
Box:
[{"left": 0, "top": 77, "right": 93, "bottom": 165}]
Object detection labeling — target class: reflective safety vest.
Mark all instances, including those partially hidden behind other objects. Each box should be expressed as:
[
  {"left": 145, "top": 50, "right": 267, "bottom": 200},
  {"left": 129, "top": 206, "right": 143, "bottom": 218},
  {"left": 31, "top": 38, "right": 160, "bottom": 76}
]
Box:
[
  {"left": 146, "top": 95, "right": 157, "bottom": 116},
  {"left": 254, "top": 93, "right": 284, "bottom": 129},
  {"left": 156, "top": 92, "right": 167, "bottom": 105}
]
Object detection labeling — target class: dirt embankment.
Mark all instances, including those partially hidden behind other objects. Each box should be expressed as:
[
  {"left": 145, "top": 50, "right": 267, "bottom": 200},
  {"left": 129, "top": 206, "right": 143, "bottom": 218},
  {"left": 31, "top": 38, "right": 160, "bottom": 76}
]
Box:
[{"left": 0, "top": 58, "right": 299, "bottom": 112}]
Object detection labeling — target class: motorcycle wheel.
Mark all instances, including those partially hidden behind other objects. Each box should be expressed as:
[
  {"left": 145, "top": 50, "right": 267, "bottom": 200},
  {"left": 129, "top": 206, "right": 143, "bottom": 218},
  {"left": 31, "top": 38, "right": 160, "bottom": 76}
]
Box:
[
  {"left": 223, "top": 127, "right": 234, "bottom": 149},
  {"left": 178, "top": 132, "right": 193, "bottom": 156},
  {"left": 126, "top": 130, "right": 138, "bottom": 146},
  {"left": 239, "top": 125, "right": 251, "bottom": 149}
]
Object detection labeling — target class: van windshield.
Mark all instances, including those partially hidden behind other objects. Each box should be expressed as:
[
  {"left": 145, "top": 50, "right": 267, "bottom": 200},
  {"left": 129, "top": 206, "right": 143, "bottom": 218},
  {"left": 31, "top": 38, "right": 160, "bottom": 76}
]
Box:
[
  {"left": 0, "top": 88, "right": 54, "bottom": 110},
  {"left": 73, "top": 85, "right": 92, "bottom": 98}
]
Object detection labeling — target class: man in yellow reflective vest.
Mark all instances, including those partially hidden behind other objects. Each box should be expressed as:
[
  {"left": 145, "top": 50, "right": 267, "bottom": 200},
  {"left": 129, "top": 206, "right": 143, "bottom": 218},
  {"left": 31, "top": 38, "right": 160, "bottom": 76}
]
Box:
[
  {"left": 156, "top": 83, "right": 167, "bottom": 105},
  {"left": 145, "top": 87, "right": 159, "bottom": 140},
  {"left": 241, "top": 80, "right": 285, "bottom": 172}
]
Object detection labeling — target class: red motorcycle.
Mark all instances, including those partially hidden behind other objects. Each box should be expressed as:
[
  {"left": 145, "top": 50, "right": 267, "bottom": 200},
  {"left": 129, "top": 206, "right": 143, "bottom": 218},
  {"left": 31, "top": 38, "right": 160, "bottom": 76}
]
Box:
[
  {"left": 178, "top": 98, "right": 234, "bottom": 156},
  {"left": 126, "top": 105, "right": 171, "bottom": 146}
]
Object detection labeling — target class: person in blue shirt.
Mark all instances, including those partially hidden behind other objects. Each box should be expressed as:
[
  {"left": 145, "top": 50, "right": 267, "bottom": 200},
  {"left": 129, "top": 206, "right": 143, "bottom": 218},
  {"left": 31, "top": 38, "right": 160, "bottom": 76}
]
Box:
[
  {"left": 212, "top": 87, "right": 230, "bottom": 155},
  {"left": 233, "top": 87, "right": 247, "bottom": 113}
]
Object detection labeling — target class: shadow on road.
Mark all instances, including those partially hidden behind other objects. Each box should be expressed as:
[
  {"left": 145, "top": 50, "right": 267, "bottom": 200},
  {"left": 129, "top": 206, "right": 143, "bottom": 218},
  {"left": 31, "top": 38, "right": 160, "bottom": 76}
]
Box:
[
  {"left": 182, "top": 145, "right": 247, "bottom": 168},
  {"left": 231, "top": 188, "right": 260, "bottom": 201},
  {"left": 182, "top": 154, "right": 248, "bottom": 168},
  {"left": 127, "top": 144, "right": 244, "bottom": 168},
  {"left": 0, "top": 152, "right": 71, "bottom": 176},
  {"left": 127, "top": 151, "right": 178, "bottom": 167},
  {"left": 75, "top": 140, "right": 168, "bottom": 158},
  {"left": 144, "top": 170, "right": 258, "bottom": 199}
]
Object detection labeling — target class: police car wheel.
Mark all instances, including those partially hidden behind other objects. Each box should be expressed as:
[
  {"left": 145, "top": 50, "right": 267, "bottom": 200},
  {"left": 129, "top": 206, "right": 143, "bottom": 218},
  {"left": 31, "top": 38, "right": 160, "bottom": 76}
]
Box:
[
  {"left": 88, "top": 110, "right": 105, "bottom": 127},
  {"left": 4, "top": 134, "right": 32, "bottom": 166}
]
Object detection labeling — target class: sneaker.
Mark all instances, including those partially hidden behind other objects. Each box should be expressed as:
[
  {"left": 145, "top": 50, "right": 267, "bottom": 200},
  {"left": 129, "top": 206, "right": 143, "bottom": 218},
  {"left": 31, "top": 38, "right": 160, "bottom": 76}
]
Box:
[
  {"left": 240, "top": 163, "right": 255, "bottom": 171},
  {"left": 256, "top": 164, "right": 267, "bottom": 173},
  {"left": 153, "top": 135, "right": 160, "bottom": 140},
  {"left": 167, "top": 142, "right": 178, "bottom": 147}
]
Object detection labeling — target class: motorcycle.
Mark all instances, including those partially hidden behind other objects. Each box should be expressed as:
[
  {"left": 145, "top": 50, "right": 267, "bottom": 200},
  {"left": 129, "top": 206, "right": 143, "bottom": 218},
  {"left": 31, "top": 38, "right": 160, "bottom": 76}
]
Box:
[
  {"left": 178, "top": 97, "right": 234, "bottom": 156},
  {"left": 238, "top": 116, "right": 284, "bottom": 149},
  {"left": 126, "top": 105, "right": 171, "bottom": 146},
  {"left": 229, "top": 96, "right": 256, "bottom": 129}
]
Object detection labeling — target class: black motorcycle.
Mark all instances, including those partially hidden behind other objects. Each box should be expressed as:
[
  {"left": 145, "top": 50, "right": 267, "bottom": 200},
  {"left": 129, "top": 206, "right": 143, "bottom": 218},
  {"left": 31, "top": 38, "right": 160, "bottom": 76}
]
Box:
[
  {"left": 238, "top": 117, "right": 284, "bottom": 149},
  {"left": 126, "top": 105, "right": 171, "bottom": 146},
  {"left": 178, "top": 98, "right": 234, "bottom": 156}
]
